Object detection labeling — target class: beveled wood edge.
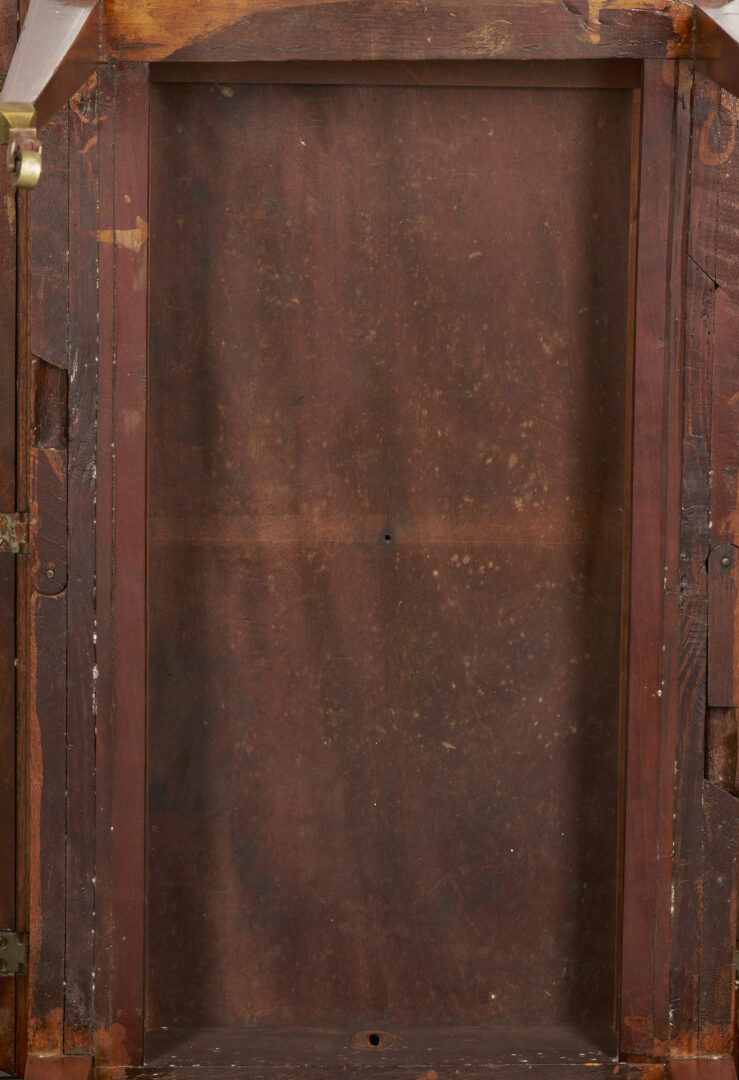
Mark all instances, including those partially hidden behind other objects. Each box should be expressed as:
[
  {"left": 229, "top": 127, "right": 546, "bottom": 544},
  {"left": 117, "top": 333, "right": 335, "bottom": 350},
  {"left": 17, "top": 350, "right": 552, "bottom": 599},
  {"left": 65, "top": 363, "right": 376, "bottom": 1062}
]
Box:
[{"left": 149, "top": 58, "right": 644, "bottom": 86}]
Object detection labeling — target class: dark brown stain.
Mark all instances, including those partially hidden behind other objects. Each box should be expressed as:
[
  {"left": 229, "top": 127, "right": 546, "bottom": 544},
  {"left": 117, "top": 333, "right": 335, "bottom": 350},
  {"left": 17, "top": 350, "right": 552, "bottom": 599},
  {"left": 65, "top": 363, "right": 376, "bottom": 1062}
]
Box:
[{"left": 147, "top": 71, "right": 631, "bottom": 1053}]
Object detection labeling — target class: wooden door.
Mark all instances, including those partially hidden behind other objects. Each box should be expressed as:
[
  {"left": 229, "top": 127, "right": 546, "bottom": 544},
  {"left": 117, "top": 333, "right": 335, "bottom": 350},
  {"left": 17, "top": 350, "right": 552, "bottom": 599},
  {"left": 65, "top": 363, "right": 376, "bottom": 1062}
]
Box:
[
  {"left": 0, "top": 0, "right": 19, "bottom": 1070},
  {"left": 3, "top": 4, "right": 739, "bottom": 1080}
]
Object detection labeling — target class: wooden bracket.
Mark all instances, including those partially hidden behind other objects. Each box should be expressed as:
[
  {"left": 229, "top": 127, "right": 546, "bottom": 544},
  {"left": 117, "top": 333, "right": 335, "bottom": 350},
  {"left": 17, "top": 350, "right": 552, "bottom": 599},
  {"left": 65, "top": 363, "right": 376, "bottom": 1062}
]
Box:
[{"left": 696, "top": 0, "right": 739, "bottom": 99}]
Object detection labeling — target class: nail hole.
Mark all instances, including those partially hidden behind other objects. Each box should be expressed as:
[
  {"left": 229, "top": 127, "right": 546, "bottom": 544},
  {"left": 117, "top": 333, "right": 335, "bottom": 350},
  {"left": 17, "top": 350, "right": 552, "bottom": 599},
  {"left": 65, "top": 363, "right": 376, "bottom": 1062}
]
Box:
[
  {"left": 384, "top": 534, "right": 392, "bottom": 543},
  {"left": 351, "top": 1030, "right": 397, "bottom": 1051}
]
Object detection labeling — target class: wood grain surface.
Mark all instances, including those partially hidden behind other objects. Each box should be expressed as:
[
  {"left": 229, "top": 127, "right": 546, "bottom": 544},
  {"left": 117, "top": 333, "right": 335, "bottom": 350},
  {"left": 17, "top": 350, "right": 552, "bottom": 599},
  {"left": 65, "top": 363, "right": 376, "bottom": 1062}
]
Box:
[
  {"left": 669, "top": 68, "right": 739, "bottom": 1060},
  {"left": 619, "top": 59, "right": 691, "bottom": 1061},
  {"left": 64, "top": 73, "right": 98, "bottom": 1057},
  {"left": 94, "top": 62, "right": 149, "bottom": 1070},
  {"left": 103, "top": 0, "right": 693, "bottom": 63},
  {"left": 7, "top": 21, "right": 739, "bottom": 1080},
  {"left": 147, "top": 75, "right": 632, "bottom": 1053},
  {"left": 101, "top": 1066, "right": 667, "bottom": 1080},
  {"left": 668, "top": 73, "right": 715, "bottom": 1056},
  {"left": 0, "top": 0, "right": 17, "bottom": 1070}
]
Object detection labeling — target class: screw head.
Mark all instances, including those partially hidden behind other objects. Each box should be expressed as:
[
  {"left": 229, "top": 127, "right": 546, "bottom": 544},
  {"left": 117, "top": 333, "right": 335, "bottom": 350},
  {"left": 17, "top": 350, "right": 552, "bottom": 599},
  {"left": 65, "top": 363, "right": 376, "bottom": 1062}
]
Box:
[
  {"left": 0, "top": 959, "right": 8, "bottom": 973},
  {"left": 721, "top": 555, "right": 732, "bottom": 568},
  {"left": 45, "top": 566, "right": 55, "bottom": 579},
  {"left": 0, "top": 936, "right": 7, "bottom": 950}
]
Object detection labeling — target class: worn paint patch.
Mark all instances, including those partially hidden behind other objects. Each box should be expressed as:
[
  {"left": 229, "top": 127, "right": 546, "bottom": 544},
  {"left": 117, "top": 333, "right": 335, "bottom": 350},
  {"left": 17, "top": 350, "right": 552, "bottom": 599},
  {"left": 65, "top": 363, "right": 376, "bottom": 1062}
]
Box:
[
  {"left": 28, "top": 1005, "right": 63, "bottom": 1055},
  {"left": 96, "top": 216, "right": 148, "bottom": 252},
  {"left": 699, "top": 97, "right": 738, "bottom": 168},
  {"left": 95, "top": 1022, "right": 133, "bottom": 1069},
  {"left": 122, "top": 408, "right": 143, "bottom": 436},
  {"left": 466, "top": 23, "right": 513, "bottom": 53}
]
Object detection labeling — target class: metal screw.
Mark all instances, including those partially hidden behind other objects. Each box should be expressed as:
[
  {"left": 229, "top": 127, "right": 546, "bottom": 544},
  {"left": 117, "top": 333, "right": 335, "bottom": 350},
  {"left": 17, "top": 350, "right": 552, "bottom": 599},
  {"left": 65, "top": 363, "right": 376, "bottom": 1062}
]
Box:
[
  {"left": 0, "top": 936, "right": 7, "bottom": 950},
  {"left": 721, "top": 556, "right": 732, "bottom": 568},
  {"left": 45, "top": 566, "right": 55, "bottom": 579},
  {"left": 0, "top": 959, "right": 8, "bottom": 973}
]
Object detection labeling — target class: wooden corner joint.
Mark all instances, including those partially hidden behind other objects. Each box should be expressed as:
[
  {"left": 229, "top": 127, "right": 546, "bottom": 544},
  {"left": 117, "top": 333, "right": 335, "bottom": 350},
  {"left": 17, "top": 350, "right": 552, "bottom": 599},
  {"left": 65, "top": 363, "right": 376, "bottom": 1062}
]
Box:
[{"left": 0, "top": 103, "right": 41, "bottom": 190}]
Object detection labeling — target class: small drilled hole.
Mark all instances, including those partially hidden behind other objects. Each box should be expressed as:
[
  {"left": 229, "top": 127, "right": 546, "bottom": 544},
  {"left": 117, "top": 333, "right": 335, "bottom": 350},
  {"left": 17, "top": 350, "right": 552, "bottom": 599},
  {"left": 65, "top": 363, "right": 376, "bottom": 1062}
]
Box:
[
  {"left": 384, "top": 534, "right": 392, "bottom": 543},
  {"left": 367, "top": 1033, "right": 382, "bottom": 1047}
]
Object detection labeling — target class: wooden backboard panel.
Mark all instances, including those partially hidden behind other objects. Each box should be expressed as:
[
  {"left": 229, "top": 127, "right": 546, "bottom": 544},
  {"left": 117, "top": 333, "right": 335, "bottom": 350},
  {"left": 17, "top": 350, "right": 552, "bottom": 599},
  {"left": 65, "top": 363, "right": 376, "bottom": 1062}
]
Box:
[{"left": 147, "top": 74, "right": 632, "bottom": 1058}]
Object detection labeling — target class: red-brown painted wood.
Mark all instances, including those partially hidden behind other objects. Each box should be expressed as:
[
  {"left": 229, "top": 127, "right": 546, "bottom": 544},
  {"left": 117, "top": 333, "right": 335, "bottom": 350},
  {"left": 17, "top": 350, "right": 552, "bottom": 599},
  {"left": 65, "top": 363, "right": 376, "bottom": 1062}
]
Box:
[
  {"left": 708, "top": 545, "right": 739, "bottom": 708},
  {"left": 669, "top": 1060, "right": 738, "bottom": 1080},
  {"left": 147, "top": 68, "right": 633, "bottom": 1058},
  {"left": 26, "top": 585, "right": 67, "bottom": 1056},
  {"left": 104, "top": 0, "right": 693, "bottom": 63},
  {"left": 25, "top": 1052, "right": 94, "bottom": 1080},
  {"left": 620, "top": 59, "right": 692, "bottom": 1061},
  {"left": 0, "top": 0, "right": 17, "bottom": 1071},
  {"left": 94, "top": 62, "right": 149, "bottom": 1069},
  {"left": 699, "top": 782, "right": 739, "bottom": 1054},
  {"left": 64, "top": 74, "right": 98, "bottom": 1057},
  {"left": 668, "top": 70, "right": 717, "bottom": 1057},
  {"left": 6, "top": 14, "right": 739, "bottom": 1080},
  {"left": 29, "top": 109, "right": 67, "bottom": 369},
  {"left": 100, "top": 1068, "right": 667, "bottom": 1080}
]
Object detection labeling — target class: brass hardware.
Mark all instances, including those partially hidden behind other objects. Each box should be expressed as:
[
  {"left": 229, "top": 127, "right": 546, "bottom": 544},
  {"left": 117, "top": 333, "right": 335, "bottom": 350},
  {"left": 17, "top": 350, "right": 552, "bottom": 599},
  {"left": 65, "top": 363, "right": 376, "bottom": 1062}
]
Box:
[
  {"left": 0, "top": 511, "right": 29, "bottom": 554},
  {"left": 0, "top": 102, "right": 35, "bottom": 140},
  {"left": 0, "top": 932, "right": 28, "bottom": 976},
  {"left": 8, "top": 139, "right": 42, "bottom": 189},
  {"left": 0, "top": 103, "right": 41, "bottom": 189}
]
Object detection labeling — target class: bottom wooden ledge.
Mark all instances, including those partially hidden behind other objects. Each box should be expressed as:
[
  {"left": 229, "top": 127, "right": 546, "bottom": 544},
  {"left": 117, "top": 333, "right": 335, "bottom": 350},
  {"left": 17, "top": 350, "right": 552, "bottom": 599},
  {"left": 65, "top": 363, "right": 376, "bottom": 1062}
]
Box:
[
  {"left": 669, "top": 1061, "right": 738, "bottom": 1080},
  {"left": 96, "top": 1068, "right": 666, "bottom": 1080},
  {"left": 25, "top": 1055, "right": 93, "bottom": 1080}
]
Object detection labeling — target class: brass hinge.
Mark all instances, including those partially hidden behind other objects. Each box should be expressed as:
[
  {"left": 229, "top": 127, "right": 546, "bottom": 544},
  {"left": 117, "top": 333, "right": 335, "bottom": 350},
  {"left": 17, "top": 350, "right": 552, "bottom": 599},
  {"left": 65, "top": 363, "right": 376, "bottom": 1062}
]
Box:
[
  {"left": 0, "top": 932, "right": 28, "bottom": 975},
  {"left": 0, "top": 103, "right": 41, "bottom": 189},
  {"left": 0, "top": 511, "right": 28, "bottom": 554}
]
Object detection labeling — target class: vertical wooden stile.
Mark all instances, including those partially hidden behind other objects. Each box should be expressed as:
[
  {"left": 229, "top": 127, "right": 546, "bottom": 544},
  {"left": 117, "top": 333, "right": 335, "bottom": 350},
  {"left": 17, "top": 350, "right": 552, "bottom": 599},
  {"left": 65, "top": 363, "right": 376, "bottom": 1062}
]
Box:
[
  {"left": 64, "top": 71, "right": 99, "bottom": 1056},
  {"left": 620, "top": 58, "right": 692, "bottom": 1060},
  {"left": 95, "top": 61, "right": 149, "bottom": 1069},
  {"left": 0, "top": 0, "right": 17, "bottom": 1070}
]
